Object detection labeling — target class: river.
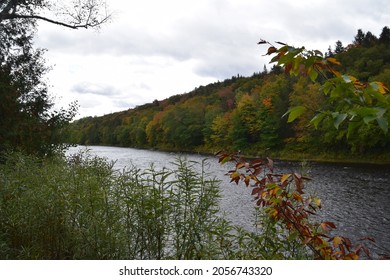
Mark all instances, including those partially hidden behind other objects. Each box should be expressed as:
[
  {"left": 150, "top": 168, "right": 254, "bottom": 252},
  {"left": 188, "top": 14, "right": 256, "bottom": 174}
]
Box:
[{"left": 67, "top": 145, "right": 390, "bottom": 259}]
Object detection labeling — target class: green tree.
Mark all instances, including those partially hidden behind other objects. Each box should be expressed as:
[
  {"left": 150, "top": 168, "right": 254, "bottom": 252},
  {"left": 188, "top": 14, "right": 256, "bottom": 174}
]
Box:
[
  {"left": 0, "top": 52, "right": 77, "bottom": 155},
  {"left": 334, "top": 40, "right": 345, "bottom": 54},
  {"left": 379, "top": 26, "right": 390, "bottom": 45},
  {"left": 0, "top": 0, "right": 110, "bottom": 155},
  {"left": 285, "top": 77, "right": 324, "bottom": 146},
  {"left": 354, "top": 29, "right": 365, "bottom": 45},
  {"left": 210, "top": 112, "right": 232, "bottom": 150}
]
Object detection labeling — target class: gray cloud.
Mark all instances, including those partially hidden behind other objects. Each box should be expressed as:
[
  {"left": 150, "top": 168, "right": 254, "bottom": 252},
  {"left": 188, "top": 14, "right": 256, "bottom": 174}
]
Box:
[
  {"left": 33, "top": 0, "right": 390, "bottom": 118},
  {"left": 37, "top": 0, "right": 390, "bottom": 74},
  {"left": 71, "top": 82, "right": 121, "bottom": 97},
  {"left": 112, "top": 99, "right": 138, "bottom": 109}
]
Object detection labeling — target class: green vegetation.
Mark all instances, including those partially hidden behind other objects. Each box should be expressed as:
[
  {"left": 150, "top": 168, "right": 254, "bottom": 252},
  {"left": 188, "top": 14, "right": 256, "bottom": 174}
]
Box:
[
  {"left": 0, "top": 151, "right": 310, "bottom": 259},
  {"left": 67, "top": 27, "right": 390, "bottom": 163},
  {"left": 0, "top": 0, "right": 110, "bottom": 156}
]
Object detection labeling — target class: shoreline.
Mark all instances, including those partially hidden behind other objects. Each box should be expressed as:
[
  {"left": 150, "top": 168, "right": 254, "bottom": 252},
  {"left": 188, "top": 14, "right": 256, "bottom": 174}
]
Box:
[{"left": 68, "top": 143, "right": 390, "bottom": 166}]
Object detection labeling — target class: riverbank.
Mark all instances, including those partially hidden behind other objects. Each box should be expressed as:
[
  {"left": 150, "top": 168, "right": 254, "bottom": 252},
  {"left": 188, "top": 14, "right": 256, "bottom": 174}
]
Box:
[{"left": 83, "top": 143, "right": 390, "bottom": 166}]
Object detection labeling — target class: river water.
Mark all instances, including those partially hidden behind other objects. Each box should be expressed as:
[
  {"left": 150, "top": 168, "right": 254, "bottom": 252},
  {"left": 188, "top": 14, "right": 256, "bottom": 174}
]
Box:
[{"left": 67, "top": 145, "right": 390, "bottom": 259}]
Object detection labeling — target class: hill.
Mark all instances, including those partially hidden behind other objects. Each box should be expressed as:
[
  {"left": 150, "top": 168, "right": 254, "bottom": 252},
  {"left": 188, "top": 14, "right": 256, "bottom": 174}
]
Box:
[{"left": 66, "top": 27, "right": 390, "bottom": 163}]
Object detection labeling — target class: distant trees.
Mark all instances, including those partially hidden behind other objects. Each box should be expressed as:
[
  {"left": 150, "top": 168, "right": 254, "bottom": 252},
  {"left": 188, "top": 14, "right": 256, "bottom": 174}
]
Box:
[
  {"left": 262, "top": 29, "right": 390, "bottom": 154},
  {"left": 67, "top": 27, "right": 390, "bottom": 158},
  {"left": 0, "top": 0, "right": 110, "bottom": 155}
]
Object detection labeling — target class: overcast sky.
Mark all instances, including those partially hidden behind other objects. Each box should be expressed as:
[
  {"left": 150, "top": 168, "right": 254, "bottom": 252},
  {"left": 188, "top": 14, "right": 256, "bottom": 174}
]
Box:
[{"left": 34, "top": 0, "right": 390, "bottom": 119}]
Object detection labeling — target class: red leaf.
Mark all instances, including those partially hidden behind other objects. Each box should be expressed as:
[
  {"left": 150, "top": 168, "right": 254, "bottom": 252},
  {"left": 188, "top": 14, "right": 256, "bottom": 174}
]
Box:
[
  {"left": 285, "top": 63, "right": 293, "bottom": 74},
  {"left": 320, "top": 221, "right": 336, "bottom": 231},
  {"left": 267, "top": 157, "right": 274, "bottom": 172},
  {"left": 251, "top": 187, "right": 260, "bottom": 196},
  {"left": 249, "top": 159, "right": 264, "bottom": 168},
  {"left": 358, "top": 236, "right": 375, "bottom": 243}
]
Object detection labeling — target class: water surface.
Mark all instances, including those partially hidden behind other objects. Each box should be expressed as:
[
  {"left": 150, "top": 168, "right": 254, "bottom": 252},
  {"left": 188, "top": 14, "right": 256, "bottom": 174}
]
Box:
[{"left": 67, "top": 145, "right": 390, "bottom": 259}]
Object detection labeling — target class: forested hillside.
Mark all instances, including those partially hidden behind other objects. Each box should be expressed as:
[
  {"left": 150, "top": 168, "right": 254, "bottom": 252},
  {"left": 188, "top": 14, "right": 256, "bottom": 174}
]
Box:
[{"left": 67, "top": 27, "right": 390, "bottom": 162}]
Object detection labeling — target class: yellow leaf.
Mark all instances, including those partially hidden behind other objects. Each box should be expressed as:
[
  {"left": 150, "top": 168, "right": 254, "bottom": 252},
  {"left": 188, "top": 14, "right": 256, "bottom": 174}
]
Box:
[
  {"left": 281, "top": 173, "right": 292, "bottom": 183},
  {"left": 269, "top": 208, "right": 278, "bottom": 218},
  {"left": 326, "top": 57, "right": 341, "bottom": 65},
  {"left": 377, "top": 82, "right": 389, "bottom": 94},
  {"left": 313, "top": 197, "right": 322, "bottom": 208}
]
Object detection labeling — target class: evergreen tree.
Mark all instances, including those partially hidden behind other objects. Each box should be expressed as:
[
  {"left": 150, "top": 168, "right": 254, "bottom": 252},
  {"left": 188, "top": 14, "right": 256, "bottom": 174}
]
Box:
[
  {"left": 0, "top": 1, "right": 109, "bottom": 155},
  {"left": 379, "top": 26, "right": 390, "bottom": 45},
  {"left": 362, "top": 31, "right": 378, "bottom": 47},
  {"left": 334, "top": 40, "right": 345, "bottom": 54},
  {"left": 354, "top": 29, "right": 365, "bottom": 45}
]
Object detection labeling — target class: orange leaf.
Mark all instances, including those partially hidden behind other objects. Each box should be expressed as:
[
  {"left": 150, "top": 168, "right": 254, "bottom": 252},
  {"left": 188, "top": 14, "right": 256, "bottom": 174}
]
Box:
[
  {"left": 269, "top": 208, "right": 278, "bottom": 218},
  {"left": 333, "top": 236, "right": 342, "bottom": 247},
  {"left": 267, "top": 46, "right": 277, "bottom": 55},
  {"left": 293, "top": 193, "right": 303, "bottom": 202}
]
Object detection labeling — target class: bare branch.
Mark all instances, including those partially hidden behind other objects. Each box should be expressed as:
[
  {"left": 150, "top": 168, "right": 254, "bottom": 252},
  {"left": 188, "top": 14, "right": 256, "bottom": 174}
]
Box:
[
  {"left": 4, "top": 13, "right": 109, "bottom": 29},
  {"left": 0, "top": 0, "right": 111, "bottom": 30}
]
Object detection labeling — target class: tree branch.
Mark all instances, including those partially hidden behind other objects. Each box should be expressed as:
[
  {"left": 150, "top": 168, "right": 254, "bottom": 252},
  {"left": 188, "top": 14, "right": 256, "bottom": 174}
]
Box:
[{"left": 2, "top": 13, "right": 110, "bottom": 29}]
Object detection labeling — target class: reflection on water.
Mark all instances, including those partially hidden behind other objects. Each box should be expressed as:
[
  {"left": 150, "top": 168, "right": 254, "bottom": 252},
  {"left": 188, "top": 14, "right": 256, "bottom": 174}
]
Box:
[{"left": 67, "top": 146, "right": 390, "bottom": 259}]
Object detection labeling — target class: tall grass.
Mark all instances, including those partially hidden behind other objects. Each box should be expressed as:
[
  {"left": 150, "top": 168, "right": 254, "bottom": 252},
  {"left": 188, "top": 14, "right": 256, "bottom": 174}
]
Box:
[{"left": 0, "top": 151, "right": 309, "bottom": 259}]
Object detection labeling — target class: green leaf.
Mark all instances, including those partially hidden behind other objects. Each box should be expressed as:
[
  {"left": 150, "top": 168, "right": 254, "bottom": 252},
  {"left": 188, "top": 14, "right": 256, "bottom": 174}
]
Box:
[
  {"left": 322, "top": 81, "right": 334, "bottom": 95},
  {"left": 347, "top": 121, "right": 360, "bottom": 138},
  {"left": 283, "top": 106, "right": 306, "bottom": 123},
  {"left": 363, "top": 115, "right": 376, "bottom": 124},
  {"left": 220, "top": 156, "right": 232, "bottom": 165},
  {"left": 370, "top": 89, "right": 388, "bottom": 104},
  {"left": 376, "top": 116, "right": 389, "bottom": 134},
  {"left": 309, "top": 68, "right": 319, "bottom": 82},
  {"left": 310, "top": 112, "right": 327, "bottom": 128},
  {"left": 332, "top": 112, "right": 347, "bottom": 129}
]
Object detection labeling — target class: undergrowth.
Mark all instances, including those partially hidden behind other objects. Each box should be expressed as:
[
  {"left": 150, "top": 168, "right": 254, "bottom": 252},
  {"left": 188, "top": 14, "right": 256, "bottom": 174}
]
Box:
[{"left": 0, "top": 151, "right": 310, "bottom": 259}]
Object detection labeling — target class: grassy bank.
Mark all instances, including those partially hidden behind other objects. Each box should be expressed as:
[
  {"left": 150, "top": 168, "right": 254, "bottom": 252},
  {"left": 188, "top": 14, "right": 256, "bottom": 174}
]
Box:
[{"left": 0, "top": 151, "right": 309, "bottom": 260}]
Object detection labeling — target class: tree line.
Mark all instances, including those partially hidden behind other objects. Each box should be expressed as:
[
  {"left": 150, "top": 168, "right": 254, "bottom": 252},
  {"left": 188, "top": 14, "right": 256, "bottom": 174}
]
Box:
[{"left": 67, "top": 27, "right": 390, "bottom": 160}]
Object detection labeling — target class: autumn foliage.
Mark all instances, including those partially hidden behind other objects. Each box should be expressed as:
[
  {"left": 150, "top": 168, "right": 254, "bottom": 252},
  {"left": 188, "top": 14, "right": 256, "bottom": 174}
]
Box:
[
  {"left": 216, "top": 151, "right": 373, "bottom": 259},
  {"left": 258, "top": 39, "right": 390, "bottom": 136},
  {"left": 67, "top": 27, "right": 390, "bottom": 160}
]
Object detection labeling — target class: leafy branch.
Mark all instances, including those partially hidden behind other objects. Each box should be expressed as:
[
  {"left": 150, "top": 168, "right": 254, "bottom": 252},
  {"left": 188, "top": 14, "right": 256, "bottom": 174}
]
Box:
[
  {"left": 258, "top": 39, "right": 390, "bottom": 135},
  {"left": 216, "top": 151, "right": 373, "bottom": 259}
]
